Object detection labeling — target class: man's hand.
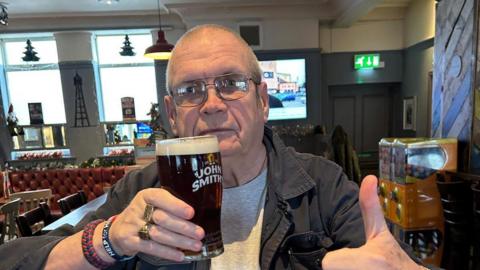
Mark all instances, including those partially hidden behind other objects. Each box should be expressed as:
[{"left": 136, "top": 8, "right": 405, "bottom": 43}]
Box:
[
  {"left": 322, "top": 175, "right": 426, "bottom": 270},
  {"left": 108, "top": 188, "right": 205, "bottom": 262},
  {"left": 46, "top": 188, "right": 204, "bottom": 270}
]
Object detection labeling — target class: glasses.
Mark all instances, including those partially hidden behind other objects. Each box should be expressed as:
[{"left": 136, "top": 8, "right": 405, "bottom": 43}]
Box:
[{"left": 171, "top": 73, "right": 256, "bottom": 107}]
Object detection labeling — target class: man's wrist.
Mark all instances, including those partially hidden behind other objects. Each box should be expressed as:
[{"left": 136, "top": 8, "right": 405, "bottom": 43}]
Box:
[{"left": 93, "top": 222, "right": 116, "bottom": 264}]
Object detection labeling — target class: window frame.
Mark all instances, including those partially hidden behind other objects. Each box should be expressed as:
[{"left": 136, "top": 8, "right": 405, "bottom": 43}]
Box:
[
  {"left": 0, "top": 35, "right": 65, "bottom": 125},
  {"left": 93, "top": 32, "right": 157, "bottom": 124}
]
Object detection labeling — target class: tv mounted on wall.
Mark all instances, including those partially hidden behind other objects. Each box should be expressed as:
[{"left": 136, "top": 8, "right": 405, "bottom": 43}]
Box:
[{"left": 258, "top": 58, "right": 307, "bottom": 121}]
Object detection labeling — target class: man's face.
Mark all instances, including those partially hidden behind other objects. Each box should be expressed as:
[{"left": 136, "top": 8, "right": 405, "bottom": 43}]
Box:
[{"left": 164, "top": 30, "right": 269, "bottom": 160}]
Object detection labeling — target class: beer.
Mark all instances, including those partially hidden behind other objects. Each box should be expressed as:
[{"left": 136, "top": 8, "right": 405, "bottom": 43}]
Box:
[{"left": 156, "top": 135, "right": 224, "bottom": 260}]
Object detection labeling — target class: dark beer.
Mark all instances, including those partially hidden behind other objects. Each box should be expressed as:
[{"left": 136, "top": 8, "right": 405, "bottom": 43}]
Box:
[{"left": 156, "top": 135, "right": 224, "bottom": 260}]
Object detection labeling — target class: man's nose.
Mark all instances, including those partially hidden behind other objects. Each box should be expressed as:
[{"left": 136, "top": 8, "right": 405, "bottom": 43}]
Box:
[{"left": 199, "top": 86, "right": 227, "bottom": 114}]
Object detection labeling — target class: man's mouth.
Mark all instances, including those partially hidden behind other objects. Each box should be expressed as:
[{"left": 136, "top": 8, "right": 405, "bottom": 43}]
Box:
[{"left": 198, "top": 128, "right": 233, "bottom": 136}]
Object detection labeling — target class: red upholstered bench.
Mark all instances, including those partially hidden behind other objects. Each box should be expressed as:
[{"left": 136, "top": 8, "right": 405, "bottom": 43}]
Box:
[{"left": 8, "top": 167, "right": 125, "bottom": 210}]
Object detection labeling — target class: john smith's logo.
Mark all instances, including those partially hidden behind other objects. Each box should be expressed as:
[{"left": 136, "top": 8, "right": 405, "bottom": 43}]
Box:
[{"left": 192, "top": 154, "right": 223, "bottom": 192}]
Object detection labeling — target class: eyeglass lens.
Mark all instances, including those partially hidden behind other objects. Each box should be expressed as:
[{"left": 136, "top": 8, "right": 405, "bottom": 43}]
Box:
[{"left": 173, "top": 74, "right": 250, "bottom": 107}]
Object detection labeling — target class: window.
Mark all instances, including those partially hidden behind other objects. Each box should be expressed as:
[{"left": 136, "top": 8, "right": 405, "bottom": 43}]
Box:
[
  {"left": 2, "top": 38, "right": 66, "bottom": 125},
  {"left": 95, "top": 34, "right": 157, "bottom": 122}
]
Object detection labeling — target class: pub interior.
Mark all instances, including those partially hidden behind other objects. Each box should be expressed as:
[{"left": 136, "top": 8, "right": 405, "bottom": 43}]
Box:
[{"left": 0, "top": 0, "right": 479, "bottom": 269}]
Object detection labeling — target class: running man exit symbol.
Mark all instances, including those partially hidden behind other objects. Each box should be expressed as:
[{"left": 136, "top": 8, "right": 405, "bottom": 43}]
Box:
[{"left": 354, "top": 54, "right": 381, "bottom": 70}]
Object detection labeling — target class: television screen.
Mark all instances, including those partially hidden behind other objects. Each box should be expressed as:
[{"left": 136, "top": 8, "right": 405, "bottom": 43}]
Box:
[
  {"left": 136, "top": 122, "right": 153, "bottom": 139},
  {"left": 259, "top": 58, "right": 307, "bottom": 121}
]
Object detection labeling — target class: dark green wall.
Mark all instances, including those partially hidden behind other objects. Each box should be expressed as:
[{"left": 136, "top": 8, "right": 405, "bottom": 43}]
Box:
[
  {"left": 321, "top": 50, "right": 404, "bottom": 135},
  {"left": 401, "top": 38, "right": 434, "bottom": 138}
]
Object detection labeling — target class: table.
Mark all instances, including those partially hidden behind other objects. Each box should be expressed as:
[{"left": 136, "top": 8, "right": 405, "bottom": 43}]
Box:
[{"left": 42, "top": 193, "right": 108, "bottom": 232}]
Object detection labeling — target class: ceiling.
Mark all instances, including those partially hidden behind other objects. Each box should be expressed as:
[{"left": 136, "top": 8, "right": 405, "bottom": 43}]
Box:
[{"left": 1, "top": 0, "right": 412, "bottom": 27}]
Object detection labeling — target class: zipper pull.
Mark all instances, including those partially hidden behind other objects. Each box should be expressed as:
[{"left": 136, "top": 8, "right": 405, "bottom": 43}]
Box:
[{"left": 288, "top": 248, "right": 296, "bottom": 270}]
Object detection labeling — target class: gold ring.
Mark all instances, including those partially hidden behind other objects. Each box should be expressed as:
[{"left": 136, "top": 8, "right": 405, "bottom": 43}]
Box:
[
  {"left": 143, "top": 203, "right": 155, "bottom": 223},
  {"left": 138, "top": 223, "right": 152, "bottom": 240}
]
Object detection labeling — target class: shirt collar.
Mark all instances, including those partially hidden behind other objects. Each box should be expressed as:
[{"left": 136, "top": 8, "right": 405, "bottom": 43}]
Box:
[{"left": 263, "top": 126, "right": 316, "bottom": 200}]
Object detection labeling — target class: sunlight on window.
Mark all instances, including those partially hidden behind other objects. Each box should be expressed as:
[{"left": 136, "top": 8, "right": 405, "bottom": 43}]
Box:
[
  {"left": 100, "top": 66, "right": 157, "bottom": 121},
  {"left": 6, "top": 70, "right": 66, "bottom": 125},
  {"left": 3, "top": 39, "right": 66, "bottom": 125},
  {"left": 96, "top": 35, "right": 153, "bottom": 65},
  {"left": 5, "top": 40, "right": 59, "bottom": 65},
  {"left": 96, "top": 34, "right": 158, "bottom": 122}
]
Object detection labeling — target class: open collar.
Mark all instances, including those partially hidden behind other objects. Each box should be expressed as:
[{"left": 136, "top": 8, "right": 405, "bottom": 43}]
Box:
[{"left": 263, "top": 126, "right": 317, "bottom": 200}]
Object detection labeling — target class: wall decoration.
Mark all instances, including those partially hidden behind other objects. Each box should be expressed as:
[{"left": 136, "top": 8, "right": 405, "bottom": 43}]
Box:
[
  {"left": 119, "top": 35, "right": 135, "bottom": 56},
  {"left": 28, "top": 102, "right": 44, "bottom": 125},
  {"left": 147, "top": 103, "right": 168, "bottom": 143},
  {"left": 403, "top": 96, "right": 417, "bottom": 131},
  {"left": 73, "top": 72, "right": 91, "bottom": 127},
  {"left": 6, "top": 104, "right": 23, "bottom": 136},
  {"left": 22, "top": 39, "right": 40, "bottom": 62}
]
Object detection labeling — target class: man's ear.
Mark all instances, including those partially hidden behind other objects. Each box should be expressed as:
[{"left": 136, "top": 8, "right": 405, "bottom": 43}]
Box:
[
  {"left": 258, "top": 82, "right": 269, "bottom": 123},
  {"left": 164, "top": 95, "right": 178, "bottom": 136}
]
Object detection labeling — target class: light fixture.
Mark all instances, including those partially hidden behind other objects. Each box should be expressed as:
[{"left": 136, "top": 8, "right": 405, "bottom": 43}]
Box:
[
  {"left": 22, "top": 40, "right": 40, "bottom": 62},
  {"left": 0, "top": 2, "right": 8, "bottom": 26},
  {"left": 98, "top": 0, "right": 119, "bottom": 4},
  {"left": 144, "top": 0, "right": 174, "bottom": 60},
  {"left": 120, "top": 35, "right": 136, "bottom": 56}
]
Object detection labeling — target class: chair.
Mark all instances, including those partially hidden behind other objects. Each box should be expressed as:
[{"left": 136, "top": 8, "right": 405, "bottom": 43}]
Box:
[
  {"left": 57, "top": 191, "right": 87, "bottom": 215},
  {"left": 15, "top": 202, "right": 55, "bottom": 237},
  {"left": 472, "top": 182, "right": 480, "bottom": 270},
  {"left": 0, "top": 198, "right": 21, "bottom": 244},
  {"left": 10, "top": 189, "right": 53, "bottom": 212},
  {"left": 436, "top": 177, "right": 473, "bottom": 270}
]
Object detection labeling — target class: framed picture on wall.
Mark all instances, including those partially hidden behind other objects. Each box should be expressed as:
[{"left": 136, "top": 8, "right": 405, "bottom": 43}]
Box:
[
  {"left": 403, "top": 96, "right": 417, "bottom": 131},
  {"left": 28, "top": 102, "right": 44, "bottom": 125}
]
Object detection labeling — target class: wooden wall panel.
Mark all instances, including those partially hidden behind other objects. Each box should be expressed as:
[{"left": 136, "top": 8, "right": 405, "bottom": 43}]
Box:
[
  {"left": 432, "top": 0, "right": 476, "bottom": 170},
  {"left": 470, "top": 0, "right": 480, "bottom": 170}
]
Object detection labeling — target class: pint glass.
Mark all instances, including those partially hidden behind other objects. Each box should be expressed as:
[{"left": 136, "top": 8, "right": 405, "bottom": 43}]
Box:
[{"left": 156, "top": 135, "right": 224, "bottom": 260}]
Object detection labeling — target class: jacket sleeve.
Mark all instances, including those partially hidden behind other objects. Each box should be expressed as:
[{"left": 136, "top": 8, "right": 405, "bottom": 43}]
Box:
[
  {"left": 0, "top": 164, "right": 158, "bottom": 270},
  {"left": 320, "top": 169, "right": 365, "bottom": 249},
  {"left": 0, "top": 226, "right": 73, "bottom": 270}
]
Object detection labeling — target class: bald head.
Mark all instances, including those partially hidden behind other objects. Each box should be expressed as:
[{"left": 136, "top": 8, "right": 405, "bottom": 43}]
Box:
[{"left": 166, "top": 24, "right": 262, "bottom": 94}]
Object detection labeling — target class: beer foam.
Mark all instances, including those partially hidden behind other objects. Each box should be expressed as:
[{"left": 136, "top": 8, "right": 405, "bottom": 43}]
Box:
[{"left": 156, "top": 135, "right": 219, "bottom": 155}]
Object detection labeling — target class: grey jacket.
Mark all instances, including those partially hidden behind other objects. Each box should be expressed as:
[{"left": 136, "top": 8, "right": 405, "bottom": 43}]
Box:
[{"left": 0, "top": 127, "right": 408, "bottom": 269}]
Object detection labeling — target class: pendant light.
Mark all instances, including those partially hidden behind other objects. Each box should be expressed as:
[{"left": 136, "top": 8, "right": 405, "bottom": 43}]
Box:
[
  {"left": 98, "top": 0, "right": 119, "bottom": 4},
  {"left": 144, "top": 0, "right": 173, "bottom": 60}
]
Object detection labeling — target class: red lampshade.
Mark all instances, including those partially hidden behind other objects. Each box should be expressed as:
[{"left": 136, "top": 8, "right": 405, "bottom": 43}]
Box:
[{"left": 144, "top": 30, "right": 174, "bottom": 60}]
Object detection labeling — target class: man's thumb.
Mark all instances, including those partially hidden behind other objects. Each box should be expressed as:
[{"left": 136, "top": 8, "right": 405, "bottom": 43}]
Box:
[{"left": 359, "top": 175, "right": 388, "bottom": 240}]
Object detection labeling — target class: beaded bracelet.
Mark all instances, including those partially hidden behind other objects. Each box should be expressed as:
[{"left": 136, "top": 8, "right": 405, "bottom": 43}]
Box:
[
  {"left": 81, "top": 219, "right": 114, "bottom": 269},
  {"left": 102, "top": 215, "right": 134, "bottom": 261}
]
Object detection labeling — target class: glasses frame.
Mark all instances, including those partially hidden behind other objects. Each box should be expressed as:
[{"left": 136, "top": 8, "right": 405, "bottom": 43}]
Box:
[{"left": 170, "top": 73, "right": 259, "bottom": 107}]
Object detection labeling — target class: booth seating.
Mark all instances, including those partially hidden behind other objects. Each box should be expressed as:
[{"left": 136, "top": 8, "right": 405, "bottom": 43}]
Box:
[{"left": 7, "top": 167, "right": 125, "bottom": 211}]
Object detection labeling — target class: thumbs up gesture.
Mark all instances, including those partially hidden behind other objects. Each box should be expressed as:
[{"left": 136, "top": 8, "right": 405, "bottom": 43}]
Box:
[{"left": 322, "top": 175, "right": 427, "bottom": 270}]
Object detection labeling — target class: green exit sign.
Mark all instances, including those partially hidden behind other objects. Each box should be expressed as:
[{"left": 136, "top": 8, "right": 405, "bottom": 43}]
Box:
[{"left": 354, "top": 54, "right": 381, "bottom": 70}]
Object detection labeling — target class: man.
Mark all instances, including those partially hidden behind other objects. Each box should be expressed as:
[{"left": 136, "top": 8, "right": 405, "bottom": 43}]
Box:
[{"left": 0, "top": 25, "right": 426, "bottom": 270}]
